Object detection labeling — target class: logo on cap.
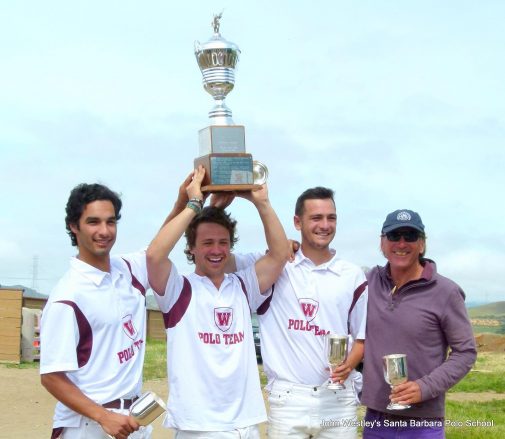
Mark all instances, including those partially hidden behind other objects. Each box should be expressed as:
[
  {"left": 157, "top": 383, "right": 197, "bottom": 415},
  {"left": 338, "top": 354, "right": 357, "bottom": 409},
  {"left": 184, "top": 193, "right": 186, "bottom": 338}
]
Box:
[{"left": 397, "top": 211, "right": 412, "bottom": 221}]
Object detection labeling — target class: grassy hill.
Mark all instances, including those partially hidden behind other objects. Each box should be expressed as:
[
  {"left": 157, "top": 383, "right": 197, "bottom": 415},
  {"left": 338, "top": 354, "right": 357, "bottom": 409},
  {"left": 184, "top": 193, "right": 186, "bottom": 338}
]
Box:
[
  {"left": 468, "top": 301, "right": 505, "bottom": 335},
  {"left": 468, "top": 301, "right": 505, "bottom": 318}
]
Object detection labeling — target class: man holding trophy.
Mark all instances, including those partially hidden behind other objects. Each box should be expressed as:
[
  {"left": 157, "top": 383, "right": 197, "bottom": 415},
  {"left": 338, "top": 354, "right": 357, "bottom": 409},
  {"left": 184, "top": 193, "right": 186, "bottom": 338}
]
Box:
[
  {"left": 146, "top": 166, "right": 288, "bottom": 437},
  {"left": 234, "top": 187, "right": 368, "bottom": 438},
  {"left": 361, "top": 209, "right": 477, "bottom": 438},
  {"left": 40, "top": 183, "right": 165, "bottom": 439}
]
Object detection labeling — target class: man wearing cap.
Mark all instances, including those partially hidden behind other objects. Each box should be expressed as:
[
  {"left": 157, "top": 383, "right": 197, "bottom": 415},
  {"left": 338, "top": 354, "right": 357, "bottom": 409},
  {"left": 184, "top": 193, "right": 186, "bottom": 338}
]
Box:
[{"left": 361, "top": 209, "right": 476, "bottom": 438}]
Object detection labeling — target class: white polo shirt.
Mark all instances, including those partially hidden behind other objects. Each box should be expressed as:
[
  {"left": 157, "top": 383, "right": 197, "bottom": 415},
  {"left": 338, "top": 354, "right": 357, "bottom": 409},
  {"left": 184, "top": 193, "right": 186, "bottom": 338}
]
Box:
[
  {"left": 40, "top": 252, "right": 149, "bottom": 428},
  {"left": 154, "top": 263, "right": 267, "bottom": 431},
  {"left": 236, "top": 249, "right": 367, "bottom": 388}
]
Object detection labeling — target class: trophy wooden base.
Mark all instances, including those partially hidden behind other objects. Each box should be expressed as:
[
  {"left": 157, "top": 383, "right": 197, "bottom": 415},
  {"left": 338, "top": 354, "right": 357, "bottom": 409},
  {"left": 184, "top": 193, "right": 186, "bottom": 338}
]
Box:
[
  {"left": 201, "top": 184, "right": 262, "bottom": 193},
  {"left": 195, "top": 153, "right": 257, "bottom": 192}
]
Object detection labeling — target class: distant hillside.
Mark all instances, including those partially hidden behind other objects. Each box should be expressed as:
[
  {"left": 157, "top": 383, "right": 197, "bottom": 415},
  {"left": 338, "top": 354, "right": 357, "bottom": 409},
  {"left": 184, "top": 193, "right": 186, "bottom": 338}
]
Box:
[{"left": 468, "top": 301, "right": 505, "bottom": 318}]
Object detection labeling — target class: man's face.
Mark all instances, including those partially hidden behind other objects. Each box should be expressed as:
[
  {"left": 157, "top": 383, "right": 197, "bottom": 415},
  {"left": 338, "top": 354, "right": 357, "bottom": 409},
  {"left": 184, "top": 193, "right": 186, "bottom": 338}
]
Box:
[
  {"left": 70, "top": 200, "right": 117, "bottom": 265},
  {"left": 380, "top": 227, "right": 425, "bottom": 271},
  {"left": 190, "top": 222, "right": 231, "bottom": 280},
  {"left": 294, "top": 198, "right": 337, "bottom": 251}
]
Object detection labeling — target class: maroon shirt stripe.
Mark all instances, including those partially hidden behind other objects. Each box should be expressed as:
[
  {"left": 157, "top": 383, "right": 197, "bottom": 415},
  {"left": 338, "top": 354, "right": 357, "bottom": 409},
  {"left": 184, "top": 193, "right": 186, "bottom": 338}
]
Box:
[
  {"left": 232, "top": 274, "right": 249, "bottom": 305},
  {"left": 347, "top": 280, "right": 368, "bottom": 334},
  {"left": 50, "top": 427, "right": 63, "bottom": 439},
  {"left": 122, "top": 258, "right": 146, "bottom": 297},
  {"left": 256, "top": 284, "right": 275, "bottom": 315},
  {"left": 162, "top": 276, "right": 192, "bottom": 329},
  {"left": 56, "top": 300, "right": 93, "bottom": 368}
]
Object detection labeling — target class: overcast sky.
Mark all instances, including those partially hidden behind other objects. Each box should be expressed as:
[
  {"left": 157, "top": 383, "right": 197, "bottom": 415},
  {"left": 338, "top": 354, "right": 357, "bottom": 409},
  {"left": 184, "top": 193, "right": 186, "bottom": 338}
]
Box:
[{"left": 1, "top": 1, "right": 503, "bottom": 303}]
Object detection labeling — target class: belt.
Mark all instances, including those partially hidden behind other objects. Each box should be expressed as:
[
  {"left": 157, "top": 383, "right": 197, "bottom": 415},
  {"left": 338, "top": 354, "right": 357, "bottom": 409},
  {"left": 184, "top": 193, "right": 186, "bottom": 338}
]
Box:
[
  {"left": 103, "top": 396, "right": 139, "bottom": 410},
  {"left": 273, "top": 380, "right": 330, "bottom": 393}
]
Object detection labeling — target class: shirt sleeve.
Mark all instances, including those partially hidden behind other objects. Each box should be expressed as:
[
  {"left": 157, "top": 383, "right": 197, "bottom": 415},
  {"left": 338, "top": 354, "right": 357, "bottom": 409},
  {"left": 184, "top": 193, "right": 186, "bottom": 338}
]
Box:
[
  {"left": 235, "top": 264, "right": 266, "bottom": 312},
  {"left": 235, "top": 252, "right": 263, "bottom": 270},
  {"left": 416, "top": 286, "right": 477, "bottom": 400},
  {"left": 40, "top": 301, "right": 80, "bottom": 374},
  {"left": 153, "top": 263, "right": 186, "bottom": 313}
]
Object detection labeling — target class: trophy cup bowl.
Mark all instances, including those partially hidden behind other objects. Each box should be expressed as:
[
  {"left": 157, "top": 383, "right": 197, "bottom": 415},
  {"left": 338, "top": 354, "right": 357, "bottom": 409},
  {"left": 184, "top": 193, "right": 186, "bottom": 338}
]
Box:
[
  {"left": 129, "top": 391, "right": 167, "bottom": 426},
  {"left": 325, "top": 334, "right": 348, "bottom": 390},
  {"left": 383, "top": 354, "right": 411, "bottom": 410}
]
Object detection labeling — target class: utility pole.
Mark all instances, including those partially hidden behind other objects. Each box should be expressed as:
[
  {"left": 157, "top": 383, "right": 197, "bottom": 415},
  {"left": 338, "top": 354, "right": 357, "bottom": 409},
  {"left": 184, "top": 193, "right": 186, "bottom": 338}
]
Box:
[{"left": 31, "top": 255, "right": 39, "bottom": 292}]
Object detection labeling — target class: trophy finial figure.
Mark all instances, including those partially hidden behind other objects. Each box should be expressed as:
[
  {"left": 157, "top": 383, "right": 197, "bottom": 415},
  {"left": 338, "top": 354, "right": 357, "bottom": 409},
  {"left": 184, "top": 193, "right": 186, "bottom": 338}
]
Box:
[{"left": 212, "top": 12, "right": 223, "bottom": 35}]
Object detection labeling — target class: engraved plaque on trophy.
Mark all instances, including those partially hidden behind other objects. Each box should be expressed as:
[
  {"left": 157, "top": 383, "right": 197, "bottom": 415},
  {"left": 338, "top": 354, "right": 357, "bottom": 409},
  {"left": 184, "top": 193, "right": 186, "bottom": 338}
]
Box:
[{"left": 194, "top": 13, "right": 267, "bottom": 192}]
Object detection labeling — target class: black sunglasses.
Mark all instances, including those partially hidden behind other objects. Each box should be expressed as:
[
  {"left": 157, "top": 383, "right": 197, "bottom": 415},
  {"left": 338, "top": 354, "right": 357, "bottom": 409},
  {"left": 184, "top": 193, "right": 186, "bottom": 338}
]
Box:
[{"left": 383, "top": 230, "right": 422, "bottom": 242}]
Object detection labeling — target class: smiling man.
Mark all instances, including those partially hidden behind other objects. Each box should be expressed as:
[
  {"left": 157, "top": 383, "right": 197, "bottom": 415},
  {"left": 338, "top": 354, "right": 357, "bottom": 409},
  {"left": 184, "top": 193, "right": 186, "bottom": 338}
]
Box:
[
  {"left": 40, "top": 183, "right": 154, "bottom": 439},
  {"left": 361, "top": 209, "right": 477, "bottom": 439},
  {"left": 233, "top": 186, "right": 368, "bottom": 439},
  {"left": 146, "top": 167, "right": 288, "bottom": 438}
]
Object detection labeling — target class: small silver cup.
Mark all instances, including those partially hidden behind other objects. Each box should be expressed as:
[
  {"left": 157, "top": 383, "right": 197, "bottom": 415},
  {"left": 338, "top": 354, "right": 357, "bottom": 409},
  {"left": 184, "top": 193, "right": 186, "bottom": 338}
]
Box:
[
  {"left": 325, "top": 334, "right": 348, "bottom": 390},
  {"left": 129, "top": 391, "right": 167, "bottom": 426},
  {"left": 383, "top": 354, "right": 411, "bottom": 410}
]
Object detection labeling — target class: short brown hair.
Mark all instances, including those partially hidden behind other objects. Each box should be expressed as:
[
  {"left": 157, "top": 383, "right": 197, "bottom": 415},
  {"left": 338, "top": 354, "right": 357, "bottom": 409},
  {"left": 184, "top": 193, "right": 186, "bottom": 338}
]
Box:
[{"left": 184, "top": 207, "right": 238, "bottom": 263}]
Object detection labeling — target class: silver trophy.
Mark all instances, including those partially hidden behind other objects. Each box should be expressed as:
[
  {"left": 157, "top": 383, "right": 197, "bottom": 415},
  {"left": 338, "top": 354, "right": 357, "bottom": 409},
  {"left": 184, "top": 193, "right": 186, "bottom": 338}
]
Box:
[
  {"left": 383, "top": 354, "right": 411, "bottom": 410},
  {"left": 325, "top": 334, "right": 348, "bottom": 390},
  {"left": 130, "top": 392, "right": 167, "bottom": 426},
  {"left": 194, "top": 13, "right": 267, "bottom": 191}
]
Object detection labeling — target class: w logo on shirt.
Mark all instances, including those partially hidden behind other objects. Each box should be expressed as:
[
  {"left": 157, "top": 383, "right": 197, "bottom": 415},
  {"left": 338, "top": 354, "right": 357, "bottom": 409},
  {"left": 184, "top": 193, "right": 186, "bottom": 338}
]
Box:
[
  {"left": 122, "top": 314, "right": 138, "bottom": 340},
  {"left": 214, "top": 307, "right": 233, "bottom": 332},
  {"left": 299, "top": 299, "right": 319, "bottom": 322}
]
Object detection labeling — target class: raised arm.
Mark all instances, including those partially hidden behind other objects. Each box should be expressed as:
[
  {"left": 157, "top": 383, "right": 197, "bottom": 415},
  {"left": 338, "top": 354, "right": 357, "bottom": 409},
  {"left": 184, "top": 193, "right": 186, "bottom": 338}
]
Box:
[
  {"left": 159, "top": 172, "right": 195, "bottom": 229},
  {"left": 146, "top": 167, "right": 205, "bottom": 295},
  {"left": 237, "top": 185, "right": 289, "bottom": 293}
]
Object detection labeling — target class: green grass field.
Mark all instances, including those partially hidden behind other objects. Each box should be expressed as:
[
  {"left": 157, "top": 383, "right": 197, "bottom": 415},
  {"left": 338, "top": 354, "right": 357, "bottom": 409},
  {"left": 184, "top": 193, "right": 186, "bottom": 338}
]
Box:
[
  {"left": 445, "top": 400, "right": 505, "bottom": 438},
  {"left": 450, "top": 351, "right": 505, "bottom": 393},
  {"left": 143, "top": 337, "right": 167, "bottom": 381},
  {"left": 472, "top": 325, "right": 505, "bottom": 335}
]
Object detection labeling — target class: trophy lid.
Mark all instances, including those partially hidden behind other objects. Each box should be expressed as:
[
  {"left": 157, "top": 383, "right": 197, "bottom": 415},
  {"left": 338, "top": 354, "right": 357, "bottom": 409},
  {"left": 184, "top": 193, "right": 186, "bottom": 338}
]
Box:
[{"left": 195, "top": 13, "right": 240, "bottom": 68}]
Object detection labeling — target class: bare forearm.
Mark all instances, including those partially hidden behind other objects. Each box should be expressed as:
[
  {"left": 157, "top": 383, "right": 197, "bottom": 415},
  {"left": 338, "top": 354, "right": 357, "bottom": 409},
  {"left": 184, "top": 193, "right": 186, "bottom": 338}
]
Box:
[
  {"left": 41, "top": 372, "right": 107, "bottom": 423},
  {"left": 159, "top": 171, "right": 195, "bottom": 229},
  {"left": 148, "top": 207, "right": 196, "bottom": 262},
  {"left": 346, "top": 339, "right": 364, "bottom": 370},
  {"left": 41, "top": 372, "right": 138, "bottom": 437},
  {"left": 256, "top": 200, "right": 289, "bottom": 263},
  {"left": 254, "top": 199, "right": 289, "bottom": 292},
  {"left": 160, "top": 200, "right": 187, "bottom": 229}
]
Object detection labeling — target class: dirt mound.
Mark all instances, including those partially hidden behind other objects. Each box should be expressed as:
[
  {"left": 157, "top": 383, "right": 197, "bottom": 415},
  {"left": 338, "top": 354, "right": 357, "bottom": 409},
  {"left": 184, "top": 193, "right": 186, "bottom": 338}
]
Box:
[{"left": 475, "top": 333, "right": 505, "bottom": 352}]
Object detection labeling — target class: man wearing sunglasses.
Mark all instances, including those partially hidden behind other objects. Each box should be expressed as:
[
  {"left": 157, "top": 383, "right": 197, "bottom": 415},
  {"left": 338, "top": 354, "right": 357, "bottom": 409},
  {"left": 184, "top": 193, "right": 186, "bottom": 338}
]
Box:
[{"left": 361, "top": 209, "right": 476, "bottom": 439}]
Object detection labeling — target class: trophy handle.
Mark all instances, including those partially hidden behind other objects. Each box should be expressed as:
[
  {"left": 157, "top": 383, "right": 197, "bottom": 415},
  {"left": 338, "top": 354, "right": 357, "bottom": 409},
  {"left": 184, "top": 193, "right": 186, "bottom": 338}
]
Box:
[{"left": 252, "top": 161, "right": 268, "bottom": 185}]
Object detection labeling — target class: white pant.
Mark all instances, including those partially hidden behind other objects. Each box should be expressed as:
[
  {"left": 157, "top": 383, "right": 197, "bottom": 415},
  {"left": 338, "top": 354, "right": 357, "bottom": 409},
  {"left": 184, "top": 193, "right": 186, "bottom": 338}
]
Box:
[
  {"left": 60, "top": 409, "right": 152, "bottom": 439},
  {"left": 174, "top": 425, "right": 260, "bottom": 439},
  {"left": 267, "top": 380, "right": 358, "bottom": 439}
]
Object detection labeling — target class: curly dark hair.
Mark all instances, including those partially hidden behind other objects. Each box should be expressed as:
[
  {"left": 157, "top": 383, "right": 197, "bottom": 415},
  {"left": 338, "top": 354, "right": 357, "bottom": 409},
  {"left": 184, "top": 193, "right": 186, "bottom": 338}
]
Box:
[
  {"left": 294, "top": 186, "right": 335, "bottom": 216},
  {"left": 184, "top": 206, "right": 238, "bottom": 263},
  {"left": 65, "top": 183, "right": 122, "bottom": 246}
]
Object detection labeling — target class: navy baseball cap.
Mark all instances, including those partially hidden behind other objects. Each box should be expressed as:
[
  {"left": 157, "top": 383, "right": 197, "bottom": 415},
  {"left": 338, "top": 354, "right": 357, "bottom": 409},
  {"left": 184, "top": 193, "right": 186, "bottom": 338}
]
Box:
[{"left": 381, "top": 209, "right": 425, "bottom": 234}]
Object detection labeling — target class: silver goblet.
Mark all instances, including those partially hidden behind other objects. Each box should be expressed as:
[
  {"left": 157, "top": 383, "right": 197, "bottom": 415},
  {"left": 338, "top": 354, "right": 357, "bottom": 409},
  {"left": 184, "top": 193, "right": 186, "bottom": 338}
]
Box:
[
  {"left": 383, "top": 354, "right": 411, "bottom": 410},
  {"left": 325, "top": 334, "right": 348, "bottom": 390}
]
